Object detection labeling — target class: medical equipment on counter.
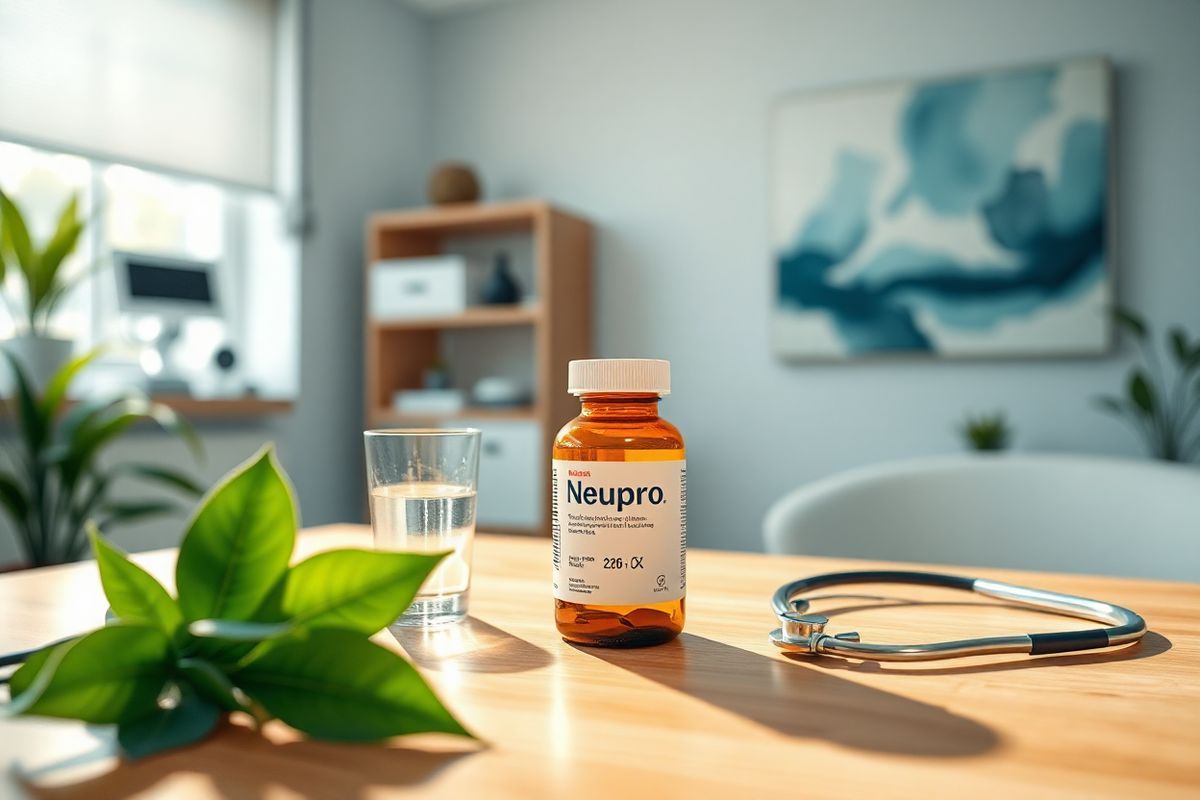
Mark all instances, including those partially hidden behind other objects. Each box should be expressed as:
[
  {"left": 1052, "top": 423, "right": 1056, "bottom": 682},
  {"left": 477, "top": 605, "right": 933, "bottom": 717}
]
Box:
[
  {"left": 770, "top": 570, "right": 1146, "bottom": 662},
  {"left": 113, "top": 250, "right": 224, "bottom": 395}
]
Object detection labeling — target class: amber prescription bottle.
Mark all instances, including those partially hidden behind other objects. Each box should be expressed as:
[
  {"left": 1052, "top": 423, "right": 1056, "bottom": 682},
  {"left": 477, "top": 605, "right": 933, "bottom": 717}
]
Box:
[{"left": 552, "top": 359, "right": 686, "bottom": 647}]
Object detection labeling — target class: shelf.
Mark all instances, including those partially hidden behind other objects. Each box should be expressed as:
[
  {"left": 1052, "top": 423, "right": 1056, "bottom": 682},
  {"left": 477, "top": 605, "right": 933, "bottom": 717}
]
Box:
[
  {"left": 369, "top": 404, "right": 536, "bottom": 427},
  {"left": 0, "top": 395, "right": 293, "bottom": 421},
  {"left": 372, "top": 305, "right": 541, "bottom": 331},
  {"left": 369, "top": 199, "right": 579, "bottom": 236},
  {"left": 151, "top": 396, "right": 294, "bottom": 418}
]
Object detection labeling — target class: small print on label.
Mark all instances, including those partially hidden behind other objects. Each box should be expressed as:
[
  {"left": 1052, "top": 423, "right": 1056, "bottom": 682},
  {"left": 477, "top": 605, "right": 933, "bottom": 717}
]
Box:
[{"left": 551, "top": 459, "right": 686, "bottom": 606}]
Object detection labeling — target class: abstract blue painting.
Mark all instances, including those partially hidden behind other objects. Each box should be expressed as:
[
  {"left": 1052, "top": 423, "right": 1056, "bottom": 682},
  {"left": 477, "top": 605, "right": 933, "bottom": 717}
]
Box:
[{"left": 771, "top": 58, "right": 1111, "bottom": 358}]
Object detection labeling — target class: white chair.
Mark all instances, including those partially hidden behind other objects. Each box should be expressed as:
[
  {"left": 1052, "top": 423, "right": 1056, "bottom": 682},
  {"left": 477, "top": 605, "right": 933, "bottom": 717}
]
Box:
[{"left": 763, "top": 454, "right": 1200, "bottom": 581}]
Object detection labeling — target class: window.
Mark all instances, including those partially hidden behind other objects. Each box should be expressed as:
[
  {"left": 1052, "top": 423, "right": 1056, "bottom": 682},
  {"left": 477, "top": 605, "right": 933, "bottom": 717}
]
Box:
[
  {"left": 0, "top": 140, "right": 299, "bottom": 399},
  {"left": 0, "top": 0, "right": 301, "bottom": 399}
]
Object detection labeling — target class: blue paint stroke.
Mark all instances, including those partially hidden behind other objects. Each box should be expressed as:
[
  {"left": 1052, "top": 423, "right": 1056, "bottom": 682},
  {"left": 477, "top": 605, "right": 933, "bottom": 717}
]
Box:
[
  {"left": 888, "top": 67, "right": 1056, "bottom": 216},
  {"left": 776, "top": 63, "right": 1107, "bottom": 355}
]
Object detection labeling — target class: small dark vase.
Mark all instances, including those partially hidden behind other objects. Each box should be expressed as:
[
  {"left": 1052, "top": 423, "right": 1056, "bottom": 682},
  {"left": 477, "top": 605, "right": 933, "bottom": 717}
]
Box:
[{"left": 481, "top": 252, "right": 521, "bottom": 305}]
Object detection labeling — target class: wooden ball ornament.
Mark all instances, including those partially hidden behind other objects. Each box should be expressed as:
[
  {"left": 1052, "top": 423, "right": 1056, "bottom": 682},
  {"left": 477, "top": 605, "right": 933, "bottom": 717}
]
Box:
[{"left": 427, "top": 162, "right": 481, "bottom": 205}]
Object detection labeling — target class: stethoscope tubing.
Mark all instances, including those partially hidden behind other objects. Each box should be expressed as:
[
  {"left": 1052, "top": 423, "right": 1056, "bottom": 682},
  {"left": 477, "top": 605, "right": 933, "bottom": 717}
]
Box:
[{"left": 771, "top": 570, "right": 1146, "bottom": 662}]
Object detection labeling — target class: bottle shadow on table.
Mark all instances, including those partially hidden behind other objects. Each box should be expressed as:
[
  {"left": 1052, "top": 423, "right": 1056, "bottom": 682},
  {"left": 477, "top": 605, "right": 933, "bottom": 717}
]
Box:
[
  {"left": 15, "top": 721, "right": 478, "bottom": 800},
  {"left": 389, "top": 616, "right": 553, "bottom": 674},
  {"left": 574, "top": 633, "right": 999, "bottom": 758}
]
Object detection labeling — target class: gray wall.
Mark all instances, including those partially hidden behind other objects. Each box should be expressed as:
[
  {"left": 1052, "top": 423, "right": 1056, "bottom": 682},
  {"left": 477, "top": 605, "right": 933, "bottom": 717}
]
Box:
[
  {"left": 427, "top": 0, "right": 1200, "bottom": 551},
  {"left": 0, "top": 0, "right": 431, "bottom": 564},
  {"left": 7, "top": 0, "right": 1197, "bottom": 565}
]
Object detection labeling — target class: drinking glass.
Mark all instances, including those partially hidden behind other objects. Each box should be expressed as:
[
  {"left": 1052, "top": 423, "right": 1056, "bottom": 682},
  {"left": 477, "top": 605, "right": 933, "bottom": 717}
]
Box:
[{"left": 364, "top": 428, "right": 481, "bottom": 626}]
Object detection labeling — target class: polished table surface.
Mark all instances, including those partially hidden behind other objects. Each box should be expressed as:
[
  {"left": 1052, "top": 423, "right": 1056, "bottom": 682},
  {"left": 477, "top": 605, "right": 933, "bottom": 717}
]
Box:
[{"left": 1, "top": 525, "right": 1198, "bottom": 799}]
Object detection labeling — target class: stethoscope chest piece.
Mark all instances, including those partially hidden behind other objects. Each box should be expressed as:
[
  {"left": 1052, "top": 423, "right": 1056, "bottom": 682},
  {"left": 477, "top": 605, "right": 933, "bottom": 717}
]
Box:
[
  {"left": 769, "top": 613, "right": 861, "bottom": 655},
  {"left": 770, "top": 570, "right": 1146, "bottom": 663}
]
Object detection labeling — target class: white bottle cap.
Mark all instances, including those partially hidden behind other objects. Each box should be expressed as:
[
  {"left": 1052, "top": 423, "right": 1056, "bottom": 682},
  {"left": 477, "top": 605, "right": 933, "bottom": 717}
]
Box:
[{"left": 567, "top": 358, "right": 671, "bottom": 396}]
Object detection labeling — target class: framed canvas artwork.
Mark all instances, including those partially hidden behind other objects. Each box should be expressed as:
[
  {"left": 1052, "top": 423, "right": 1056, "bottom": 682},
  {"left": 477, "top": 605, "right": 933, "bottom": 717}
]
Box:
[{"left": 770, "top": 57, "right": 1112, "bottom": 359}]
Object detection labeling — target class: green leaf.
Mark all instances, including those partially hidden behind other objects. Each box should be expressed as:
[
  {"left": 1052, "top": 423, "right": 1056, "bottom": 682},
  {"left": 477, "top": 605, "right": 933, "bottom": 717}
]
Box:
[
  {"left": 56, "top": 394, "right": 125, "bottom": 444},
  {"left": 176, "top": 447, "right": 296, "bottom": 622},
  {"left": 187, "top": 619, "right": 292, "bottom": 642},
  {"left": 1, "top": 349, "right": 46, "bottom": 450},
  {"left": 0, "top": 189, "right": 37, "bottom": 282},
  {"left": 1169, "top": 327, "right": 1190, "bottom": 365},
  {"left": 279, "top": 549, "right": 448, "bottom": 635},
  {"left": 62, "top": 398, "right": 202, "bottom": 483},
  {"left": 176, "top": 657, "right": 257, "bottom": 715},
  {"left": 1128, "top": 370, "right": 1156, "bottom": 415},
  {"left": 40, "top": 347, "right": 101, "bottom": 420},
  {"left": 4, "top": 639, "right": 65, "bottom": 694},
  {"left": 0, "top": 473, "right": 29, "bottom": 523},
  {"left": 233, "top": 629, "right": 472, "bottom": 741},
  {"left": 88, "top": 526, "right": 182, "bottom": 637},
  {"left": 117, "top": 685, "right": 220, "bottom": 760},
  {"left": 96, "top": 500, "right": 180, "bottom": 528},
  {"left": 1094, "top": 395, "right": 1127, "bottom": 416},
  {"left": 110, "top": 463, "right": 205, "bottom": 496},
  {"left": 35, "top": 195, "right": 85, "bottom": 310},
  {"left": 1111, "top": 307, "right": 1147, "bottom": 340},
  {"left": 5, "top": 625, "right": 171, "bottom": 724},
  {"left": 144, "top": 401, "right": 202, "bottom": 461}
]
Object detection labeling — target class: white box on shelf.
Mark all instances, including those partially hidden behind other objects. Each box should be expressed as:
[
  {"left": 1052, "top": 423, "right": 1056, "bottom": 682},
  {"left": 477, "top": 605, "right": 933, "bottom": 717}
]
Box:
[
  {"left": 456, "top": 419, "right": 541, "bottom": 530},
  {"left": 393, "top": 389, "right": 466, "bottom": 415},
  {"left": 370, "top": 255, "right": 472, "bottom": 319}
]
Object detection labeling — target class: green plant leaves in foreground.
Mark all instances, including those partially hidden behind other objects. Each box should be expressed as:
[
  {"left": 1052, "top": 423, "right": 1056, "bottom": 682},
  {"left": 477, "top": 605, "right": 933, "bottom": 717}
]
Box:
[
  {"left": 280, "top": 548, "right": 448, "bottom": 635},
  {"left": 3, "top": 443, "right": 472, "bottom": 759},
  {"left": 234, "top": 629, "right": 473, "bottom": 742},
  {"left": 6, "top": 625, "right": 170, "bottom": 724},
  {"left": 89, "top": 526, "right": 183, "bottom": 637},
  {"left": 176, "top": 448, "right": 296, "bottom": 622},
  {"left": 117, "top": 686, "right": 221, "bottom": 759}
]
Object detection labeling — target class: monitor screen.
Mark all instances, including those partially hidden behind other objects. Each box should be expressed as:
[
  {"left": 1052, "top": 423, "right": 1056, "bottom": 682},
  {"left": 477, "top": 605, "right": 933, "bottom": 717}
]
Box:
[{"left": 126, "top": 259, "right": 214, "bottom": 305}]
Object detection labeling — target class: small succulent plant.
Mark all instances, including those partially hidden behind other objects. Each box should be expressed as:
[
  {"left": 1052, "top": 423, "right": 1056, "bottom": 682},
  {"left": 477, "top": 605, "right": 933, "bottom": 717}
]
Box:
[{"left": 960, "top": 412, "right": 1011, "bottom": 452}]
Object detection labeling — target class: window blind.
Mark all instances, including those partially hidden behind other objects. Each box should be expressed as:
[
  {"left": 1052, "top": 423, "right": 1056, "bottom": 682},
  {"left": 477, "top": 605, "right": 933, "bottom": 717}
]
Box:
[{"left": 0, "top": 0, "right": 278, "bottom": 191}]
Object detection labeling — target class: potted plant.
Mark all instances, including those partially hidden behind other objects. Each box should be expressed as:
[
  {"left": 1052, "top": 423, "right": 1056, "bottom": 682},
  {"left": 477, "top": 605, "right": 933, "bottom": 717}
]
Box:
[
  {"left": 0, "top": 349, "right": 203, "bottom": 567},
  {"left": 0, "top": 189, "right": 88, "bottom": 388},
  {"left": 1096, "top": 309, "right": 1200, "bottom": 462},
  {"left": 959, "top": 411, "right": 1011, "bottom": 452}
]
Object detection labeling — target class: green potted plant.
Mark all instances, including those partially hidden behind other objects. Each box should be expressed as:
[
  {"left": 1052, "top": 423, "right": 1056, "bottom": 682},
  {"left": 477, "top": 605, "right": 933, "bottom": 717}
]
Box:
[
  {"left": 0, "top": 188, "right": 88, "bottom": 388},
  {"left": 1096, "top": 308, "right": 1200, "bottom": 462},
  {"left": 0, "top": 349, "right": 203, "bottom": 567},
  {"left": 960, "top": 411, "right": 1011, "bottom": 452}
]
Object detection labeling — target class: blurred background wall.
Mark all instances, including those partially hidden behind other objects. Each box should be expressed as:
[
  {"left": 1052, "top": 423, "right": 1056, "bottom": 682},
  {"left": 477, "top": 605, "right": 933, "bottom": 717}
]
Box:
[
  {"left": 426, "top": 0, "right": 1200, "bottom": 550},
  {"left": 6, "top": 0, "right": 1194, "bottom": 561}
]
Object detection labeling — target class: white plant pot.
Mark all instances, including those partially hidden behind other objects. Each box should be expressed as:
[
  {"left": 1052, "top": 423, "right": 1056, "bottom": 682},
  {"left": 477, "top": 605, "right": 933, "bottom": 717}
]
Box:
[{"left": 2, "top": 336, "right": 74, "bottom": 391}]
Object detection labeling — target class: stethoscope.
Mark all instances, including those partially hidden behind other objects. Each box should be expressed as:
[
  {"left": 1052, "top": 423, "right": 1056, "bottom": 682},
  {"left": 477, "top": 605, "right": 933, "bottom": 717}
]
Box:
[{"left": 770, "top": 570, "right": 1146, "bottom": 662}]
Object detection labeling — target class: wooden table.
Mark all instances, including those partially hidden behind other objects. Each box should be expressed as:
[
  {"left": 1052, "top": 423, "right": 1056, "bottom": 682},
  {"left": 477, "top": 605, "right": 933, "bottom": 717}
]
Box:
[{"left": 1, "top": 525, "right": 1197, "bottom": 799}]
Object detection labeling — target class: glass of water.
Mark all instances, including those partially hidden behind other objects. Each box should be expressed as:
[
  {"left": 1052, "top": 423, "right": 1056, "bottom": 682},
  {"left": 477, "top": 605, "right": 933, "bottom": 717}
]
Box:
[{"left": 363, "top": 428, "right": 480, "bottom": 627}]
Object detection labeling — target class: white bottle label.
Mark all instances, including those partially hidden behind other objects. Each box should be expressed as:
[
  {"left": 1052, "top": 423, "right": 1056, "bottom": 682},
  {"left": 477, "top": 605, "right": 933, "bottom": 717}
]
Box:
[{"left": 552, "top": 458, "right": 686, "bottom": 606}]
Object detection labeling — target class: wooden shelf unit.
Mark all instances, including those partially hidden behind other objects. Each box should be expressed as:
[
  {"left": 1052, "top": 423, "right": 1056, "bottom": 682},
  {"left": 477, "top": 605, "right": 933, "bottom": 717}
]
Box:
[{"left": 365, "top": 199, "right": 592, "bottom": 536}]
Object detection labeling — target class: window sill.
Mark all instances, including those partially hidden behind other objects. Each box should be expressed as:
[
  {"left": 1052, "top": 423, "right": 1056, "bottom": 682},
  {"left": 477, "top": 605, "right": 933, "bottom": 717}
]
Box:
[{"left": 0, "top": 395, "right": 293, "bottom": 421}]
